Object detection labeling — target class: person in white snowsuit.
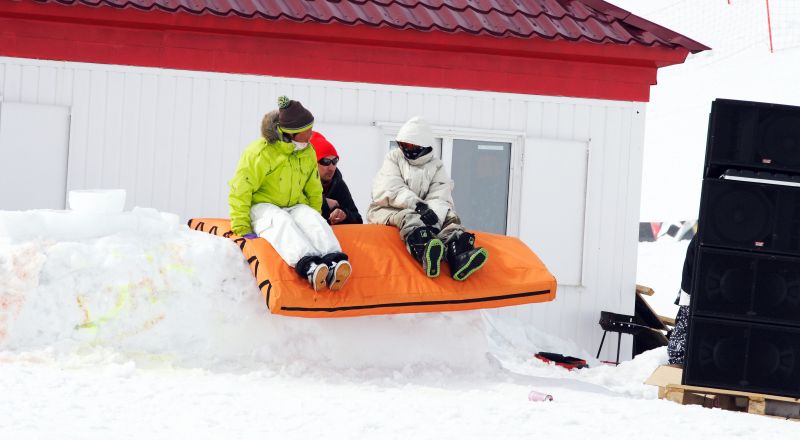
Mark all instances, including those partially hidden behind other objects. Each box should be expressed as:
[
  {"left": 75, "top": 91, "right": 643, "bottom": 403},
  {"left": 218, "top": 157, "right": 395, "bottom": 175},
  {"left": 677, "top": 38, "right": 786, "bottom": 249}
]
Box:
[
  {"left": 228, "top": 96, "right": 351, "bottom": 292},
  {"left": 367, "top": 116, "right": 488, "bottom": 280}
]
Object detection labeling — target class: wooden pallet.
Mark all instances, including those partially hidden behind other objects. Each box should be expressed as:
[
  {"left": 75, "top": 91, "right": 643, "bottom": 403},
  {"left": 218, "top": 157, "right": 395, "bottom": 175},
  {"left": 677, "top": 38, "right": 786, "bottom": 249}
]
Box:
[{"left": 662, "top": 383, "right": 800, "bottom": 420}]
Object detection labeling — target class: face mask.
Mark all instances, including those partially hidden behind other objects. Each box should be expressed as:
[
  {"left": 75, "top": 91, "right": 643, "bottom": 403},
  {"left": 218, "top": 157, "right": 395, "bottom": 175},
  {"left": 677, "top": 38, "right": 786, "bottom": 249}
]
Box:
[
  {"left": 402, "top": 146, "right": 432, "bottom": 161},
  {"left": 293, "top": 141, "right": 309, "bottom": 151}
]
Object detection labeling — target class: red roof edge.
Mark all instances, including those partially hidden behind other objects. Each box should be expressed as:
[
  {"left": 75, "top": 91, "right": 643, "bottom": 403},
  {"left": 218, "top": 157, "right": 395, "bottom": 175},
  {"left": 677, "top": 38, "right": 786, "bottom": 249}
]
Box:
[
  {"left": 580, "top": 0, "right": 711, "bottom": 53},
  {"left": 0, "top": 1, "right": 694, "bottom": 102}
]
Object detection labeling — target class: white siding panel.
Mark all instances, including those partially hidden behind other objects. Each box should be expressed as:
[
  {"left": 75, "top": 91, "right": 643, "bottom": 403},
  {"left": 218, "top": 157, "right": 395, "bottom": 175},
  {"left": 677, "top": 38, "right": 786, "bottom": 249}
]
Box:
[
  {"left": 56, "top": 67, "right": 74, "bottom": 107},
  {"left": 356, "top": 89, "right": 375, "bottom": 125},
  {"left": 185, "top": 78, "right": 210, "bottom": 218},
  {"left": 340, "top": 88, "right": 358, "bottom": 123},
  {"left": 119, "top": 72, "right": 142, "bottom": 210},
  {"left": 202, "top": 78, "right": 226, "bottom": 217},
  {"left": 0, "top": 56, "right": 648, "bottom": 360},
  {"left": 67, "top": 69, "right": 90, "bottom": 190},
  {"left": 84, "top": 70, "right": 108, "bottom": 189},
  {"left": 493, "top": 98, "right": 511, "bottom": 130},
  {"left": 390, "top": 91, "right": 407, "bottom": 122},
  {"left": 134, "top": 73, "right": 159, "bottom": 209},
  {"left": 20, "top": 65, "right": 38, "bottom": 103},
  {"left": 36, "top": 66, "right": 58, "bottom": 104},
  {"left": 218, "top": 80, "right": 244, "bottom": 213},
  {"left": 422, "top": 93, "right": 440, "bottom": 124},
  {"left": 167, "top": 77, "right": 193, "bottom": 215},
  {"left": 103, "top": 71, "right": 125, "bottom": 187},
  {"left": 324, "top": 87, "right": 343, "bottom": 123},
  {"left": 3, "top": 64, "right": 22, "bottom": 102},
  {"left": 374, "top": 90, "right": 391, "bottom": 122},
  {"left": 438, "top": 94, "right": 456, "bottom": 127},
  {"left": 470, "top": 96, "right": 493, "bottom": 129},
  {"left": 454, "top": 95, "right": 470, "bottom": 127},
  {"left": 407, "top": 92, "right": 424, "bottom": 117}
]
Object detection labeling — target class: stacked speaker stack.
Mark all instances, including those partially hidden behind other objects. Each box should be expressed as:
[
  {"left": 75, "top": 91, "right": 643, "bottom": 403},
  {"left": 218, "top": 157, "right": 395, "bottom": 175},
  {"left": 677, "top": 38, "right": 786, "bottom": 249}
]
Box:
[{"left": 684, "top": 98, "right": 800, "bottom": 398}]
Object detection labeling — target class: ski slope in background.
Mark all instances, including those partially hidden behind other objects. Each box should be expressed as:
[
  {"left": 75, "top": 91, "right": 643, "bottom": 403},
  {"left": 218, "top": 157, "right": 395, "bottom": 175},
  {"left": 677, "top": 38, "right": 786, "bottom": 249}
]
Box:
[{"left": 614, "top": 0, "right": 800, "bottom": 220}]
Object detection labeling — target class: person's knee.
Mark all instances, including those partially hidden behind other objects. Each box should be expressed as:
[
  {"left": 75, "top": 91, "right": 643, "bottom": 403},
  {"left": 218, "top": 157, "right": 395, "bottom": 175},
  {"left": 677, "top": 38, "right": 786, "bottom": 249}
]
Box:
[{"left": 291, "top": 204, "right": 320, "bottom": 221}]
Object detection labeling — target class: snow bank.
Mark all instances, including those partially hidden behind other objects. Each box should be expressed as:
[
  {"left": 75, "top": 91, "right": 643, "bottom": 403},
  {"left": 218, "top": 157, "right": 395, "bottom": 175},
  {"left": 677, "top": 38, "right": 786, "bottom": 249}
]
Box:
[{"left": 0, "top": 208, "right": 490, "bottom": 373}]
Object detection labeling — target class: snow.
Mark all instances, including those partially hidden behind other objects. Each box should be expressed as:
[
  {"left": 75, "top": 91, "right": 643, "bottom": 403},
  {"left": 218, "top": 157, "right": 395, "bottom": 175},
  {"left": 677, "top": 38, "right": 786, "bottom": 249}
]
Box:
[{"left": 2, "top": 210, "right": 797, "bottom": 438}]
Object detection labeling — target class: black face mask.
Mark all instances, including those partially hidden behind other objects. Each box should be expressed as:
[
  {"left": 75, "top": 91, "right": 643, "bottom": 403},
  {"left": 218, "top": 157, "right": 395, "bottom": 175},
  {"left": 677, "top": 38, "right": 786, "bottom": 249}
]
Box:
[{"left": 402, "top": 146, "right": 433, "bottom": 161}]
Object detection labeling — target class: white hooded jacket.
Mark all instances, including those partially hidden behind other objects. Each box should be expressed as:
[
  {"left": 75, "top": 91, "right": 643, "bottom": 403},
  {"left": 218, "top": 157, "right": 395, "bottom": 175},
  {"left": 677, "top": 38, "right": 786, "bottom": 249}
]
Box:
[{"left": 367, "top": 147, "right": 455, "bottom": 227}]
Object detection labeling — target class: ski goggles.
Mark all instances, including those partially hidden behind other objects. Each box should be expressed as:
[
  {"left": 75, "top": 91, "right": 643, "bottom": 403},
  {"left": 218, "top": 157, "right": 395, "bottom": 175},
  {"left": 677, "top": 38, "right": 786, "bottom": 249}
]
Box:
[{"left": 318, "top": 157, "right": 339, "bottom": 166}]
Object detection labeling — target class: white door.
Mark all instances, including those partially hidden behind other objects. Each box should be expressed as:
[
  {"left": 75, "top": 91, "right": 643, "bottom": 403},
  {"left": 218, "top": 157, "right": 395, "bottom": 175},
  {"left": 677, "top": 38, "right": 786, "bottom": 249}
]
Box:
[
  {"left": 519, "top": 138, "right": 589, "bottom": 286},
  {"left": 0, "top": 102, "right": 71, "bottom": 210}
]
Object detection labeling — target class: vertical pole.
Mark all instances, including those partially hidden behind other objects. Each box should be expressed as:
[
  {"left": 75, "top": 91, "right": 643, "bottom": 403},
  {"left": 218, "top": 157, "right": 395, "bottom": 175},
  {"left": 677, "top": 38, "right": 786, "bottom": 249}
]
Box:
[
  {"left": 597, "top": 331, "right": 607, "bottom": 359},
  {"left": 766, "top": 0, "right": 774, "bottom": 53}
]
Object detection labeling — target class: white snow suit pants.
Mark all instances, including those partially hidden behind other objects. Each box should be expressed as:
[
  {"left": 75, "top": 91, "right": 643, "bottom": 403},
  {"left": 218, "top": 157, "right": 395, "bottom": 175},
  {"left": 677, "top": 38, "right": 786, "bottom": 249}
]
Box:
[{"left": 250, "top": 203, "right": 342, "bottom": 267}]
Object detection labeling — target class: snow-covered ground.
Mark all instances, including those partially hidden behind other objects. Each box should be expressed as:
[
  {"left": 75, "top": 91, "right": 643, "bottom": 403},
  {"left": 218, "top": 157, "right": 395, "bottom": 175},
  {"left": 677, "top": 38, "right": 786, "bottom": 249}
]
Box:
[{"left": 2, "top": 210, "right": 796, "bottom": 439}]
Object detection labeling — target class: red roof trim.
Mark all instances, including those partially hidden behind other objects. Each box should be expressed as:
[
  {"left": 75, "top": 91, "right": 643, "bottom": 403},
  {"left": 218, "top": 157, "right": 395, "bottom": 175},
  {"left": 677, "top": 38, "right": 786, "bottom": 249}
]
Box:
[{"left": 1, "top": 1, "right": 693, "bottom": 101}]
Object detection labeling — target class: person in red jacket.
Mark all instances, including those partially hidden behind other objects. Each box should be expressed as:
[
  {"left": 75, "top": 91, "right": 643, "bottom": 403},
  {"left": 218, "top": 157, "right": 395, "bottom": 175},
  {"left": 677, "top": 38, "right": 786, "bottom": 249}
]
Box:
[{"left": 310, "top": 131, "right": 363, "bottom": 226}]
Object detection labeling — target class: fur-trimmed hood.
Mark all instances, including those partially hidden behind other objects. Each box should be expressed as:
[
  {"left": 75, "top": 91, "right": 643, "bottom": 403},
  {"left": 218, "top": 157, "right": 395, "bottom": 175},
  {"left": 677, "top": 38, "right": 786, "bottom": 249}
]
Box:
[{"left": 261, "top": 110, "right": 281, "bottom": 143}]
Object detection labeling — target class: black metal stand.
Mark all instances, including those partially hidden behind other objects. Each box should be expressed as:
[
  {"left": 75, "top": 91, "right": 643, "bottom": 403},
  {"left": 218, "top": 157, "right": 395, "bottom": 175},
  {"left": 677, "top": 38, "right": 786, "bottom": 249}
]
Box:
[{"left": 596, "top": 311, "right": 656, "bottom": 364}]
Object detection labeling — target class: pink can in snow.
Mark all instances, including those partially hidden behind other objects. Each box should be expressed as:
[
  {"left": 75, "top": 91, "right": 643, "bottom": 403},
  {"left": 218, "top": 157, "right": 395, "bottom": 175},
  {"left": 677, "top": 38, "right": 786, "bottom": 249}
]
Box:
[{"left": 528, "top": 390, "right": 553, "bottom": 402}]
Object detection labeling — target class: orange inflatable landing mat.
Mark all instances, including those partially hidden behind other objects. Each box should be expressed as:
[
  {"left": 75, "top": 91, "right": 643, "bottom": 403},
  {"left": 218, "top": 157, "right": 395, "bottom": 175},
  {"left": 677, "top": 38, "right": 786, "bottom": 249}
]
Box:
[{"left": 188, "top": 218, "right": 556, "bottom": 318}]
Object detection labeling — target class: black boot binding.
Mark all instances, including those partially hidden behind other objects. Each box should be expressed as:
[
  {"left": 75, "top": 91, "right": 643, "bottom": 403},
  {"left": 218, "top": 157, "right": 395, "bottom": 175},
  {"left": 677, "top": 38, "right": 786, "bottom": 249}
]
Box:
[
  {"left": 404, "top": 226, "right": 444, "bottom": 278},
  {"left": 445, "top": 232, "right": 488, "bottom": 281}
]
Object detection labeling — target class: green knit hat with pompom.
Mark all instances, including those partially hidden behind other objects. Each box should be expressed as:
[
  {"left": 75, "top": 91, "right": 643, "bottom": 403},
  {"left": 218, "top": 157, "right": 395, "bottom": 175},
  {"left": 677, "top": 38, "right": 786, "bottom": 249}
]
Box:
[{"left": 277, "top": 95, "right": 314, "bottom": 133}]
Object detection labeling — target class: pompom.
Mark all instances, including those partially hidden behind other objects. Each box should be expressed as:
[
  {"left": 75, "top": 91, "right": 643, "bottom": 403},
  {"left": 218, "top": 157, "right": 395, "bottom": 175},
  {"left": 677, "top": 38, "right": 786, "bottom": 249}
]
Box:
[{"left": 277, "top": 96, "right": 291, "bottom": 109}]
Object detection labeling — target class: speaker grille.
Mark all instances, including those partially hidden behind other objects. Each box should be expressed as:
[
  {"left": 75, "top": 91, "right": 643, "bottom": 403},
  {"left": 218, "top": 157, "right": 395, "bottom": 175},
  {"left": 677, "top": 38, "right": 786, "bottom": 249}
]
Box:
[
  {"left": 694, "top": 248, "right": 800, "bottom": 326},
  {"left": 706, "top": 99, "right": 800, "bottom": 177},
  {"left": 758, "top": 114, "right": 800, "bottom": 167},
  {"left": 699, "top": 178, "right": 800, "bottom": 256},
  {"left": 684, "top": 317, "right": 800, "bottom": 397}
]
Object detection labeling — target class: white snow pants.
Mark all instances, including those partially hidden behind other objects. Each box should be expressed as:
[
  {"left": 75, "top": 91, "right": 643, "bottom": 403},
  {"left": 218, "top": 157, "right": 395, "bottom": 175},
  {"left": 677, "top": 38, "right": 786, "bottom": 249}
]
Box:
[{"left": 250, "top": 203, "right": 342, "bottom": 267}]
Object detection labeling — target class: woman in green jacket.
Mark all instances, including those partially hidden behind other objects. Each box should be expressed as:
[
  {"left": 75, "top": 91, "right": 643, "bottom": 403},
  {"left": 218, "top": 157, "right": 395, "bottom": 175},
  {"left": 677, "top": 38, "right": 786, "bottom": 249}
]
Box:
[{"left": 228, "top": 96, "right": 351, "bottom": 292}]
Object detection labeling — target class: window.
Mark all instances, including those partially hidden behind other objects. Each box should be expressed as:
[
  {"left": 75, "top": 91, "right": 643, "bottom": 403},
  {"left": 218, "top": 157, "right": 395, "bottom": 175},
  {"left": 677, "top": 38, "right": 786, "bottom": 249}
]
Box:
[
  {"left": 449, "top": 139, "right": 511, "bottom": 234},
  {"left": 382, "top": 127, "right": 520, "bottom": 236}
]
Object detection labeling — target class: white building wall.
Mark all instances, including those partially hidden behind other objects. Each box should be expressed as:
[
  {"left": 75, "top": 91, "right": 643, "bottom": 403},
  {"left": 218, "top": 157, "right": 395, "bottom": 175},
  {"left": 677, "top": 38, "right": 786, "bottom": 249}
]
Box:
[{"left": 0, "top": 57, "right": 646, "bottom": 360}]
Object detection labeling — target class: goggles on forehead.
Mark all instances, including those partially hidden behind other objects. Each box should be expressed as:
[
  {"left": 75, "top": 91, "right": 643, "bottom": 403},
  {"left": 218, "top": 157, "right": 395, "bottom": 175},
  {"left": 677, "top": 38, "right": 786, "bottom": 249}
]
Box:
[{"left": 318, "top": 157, "right": 339, "bottom": 166}]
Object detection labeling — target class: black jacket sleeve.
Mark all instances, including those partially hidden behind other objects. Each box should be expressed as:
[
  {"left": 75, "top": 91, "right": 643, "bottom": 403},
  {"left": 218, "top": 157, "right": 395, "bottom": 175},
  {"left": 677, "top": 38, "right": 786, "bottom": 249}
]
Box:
[
  {"left": 322, "top": 170, "right": 363, "bottom": 225},
  {"left": 335, "top": 179, "right": 363, "bottom": 225},
  {"left": 674, "top": 234, "right": 698, "bottom": 305},
  {"left": 680, "top": 235, "right": 698, "bottom": 294},
  {"left": 321, "top": 197, "right": 332, "bottom": 220}
]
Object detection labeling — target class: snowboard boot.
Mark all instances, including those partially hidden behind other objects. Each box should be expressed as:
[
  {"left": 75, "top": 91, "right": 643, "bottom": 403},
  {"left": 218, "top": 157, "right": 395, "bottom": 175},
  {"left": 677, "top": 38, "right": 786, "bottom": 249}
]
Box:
[
  {"left": 445, "top": 232, "right": 488, "bottom": 281},
  {"left": 405, "top": 226, "right": 444, "bottom": 278},
  {"left": 295, "top": 255, "right": 329, "bottom": 292},
  {"left": 322, "top": 252, "right": 352, "bottom": 291}
]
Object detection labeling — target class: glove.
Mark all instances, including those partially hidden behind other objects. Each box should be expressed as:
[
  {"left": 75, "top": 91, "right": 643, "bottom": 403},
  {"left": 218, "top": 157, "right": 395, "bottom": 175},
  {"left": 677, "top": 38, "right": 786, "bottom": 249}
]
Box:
[
  {"left": 415, "top": 202, "right": 438, "bottom": 226},
  {"left": 242, "top": 233, "right": 259, "bottom": 239}
]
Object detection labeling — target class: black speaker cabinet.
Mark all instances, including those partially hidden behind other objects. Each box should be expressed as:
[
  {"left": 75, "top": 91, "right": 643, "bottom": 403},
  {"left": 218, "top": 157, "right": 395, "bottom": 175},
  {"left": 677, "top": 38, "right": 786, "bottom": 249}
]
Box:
[
  {"left": 705, "top": 99, "right": 800, "bottom": 178},
  {"left": 693, "top": 247, "right": 800, "bottom": 327},
  {"left": 698, "top": 178, "right": 800, "bottom": 256},
  {"left": 684, "top": 317, "right": 800, "bottom": 398}
]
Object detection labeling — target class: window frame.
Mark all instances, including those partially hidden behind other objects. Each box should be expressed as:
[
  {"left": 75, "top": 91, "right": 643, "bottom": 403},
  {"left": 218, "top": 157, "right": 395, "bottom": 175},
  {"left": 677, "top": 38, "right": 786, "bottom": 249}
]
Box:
[{"left": 376, "top": 122, "right": 525, "bottom": 236}]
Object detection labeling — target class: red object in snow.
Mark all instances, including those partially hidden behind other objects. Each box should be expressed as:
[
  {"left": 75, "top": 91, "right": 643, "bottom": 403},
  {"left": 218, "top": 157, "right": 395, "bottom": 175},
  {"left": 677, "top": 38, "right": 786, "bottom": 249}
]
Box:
[{"left": 534, "top": 352, "right": 588, "bottom": 370}]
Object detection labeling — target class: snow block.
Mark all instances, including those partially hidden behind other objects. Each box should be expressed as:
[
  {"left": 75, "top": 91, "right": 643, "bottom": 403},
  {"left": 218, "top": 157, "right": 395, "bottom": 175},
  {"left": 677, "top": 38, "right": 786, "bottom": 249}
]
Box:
[{"left": 188, "top": 219, "right": 557, "bottom": 318}]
